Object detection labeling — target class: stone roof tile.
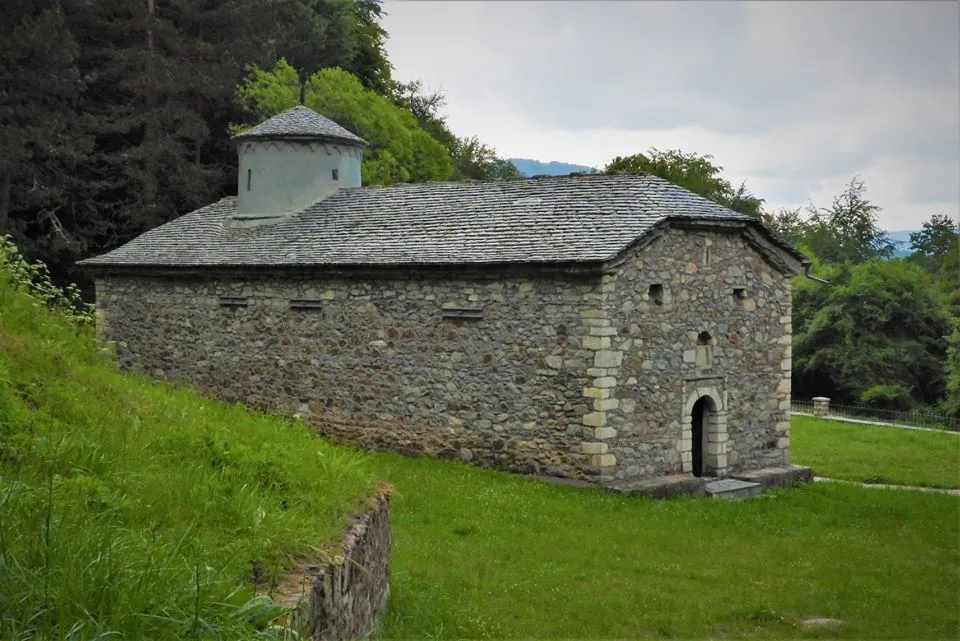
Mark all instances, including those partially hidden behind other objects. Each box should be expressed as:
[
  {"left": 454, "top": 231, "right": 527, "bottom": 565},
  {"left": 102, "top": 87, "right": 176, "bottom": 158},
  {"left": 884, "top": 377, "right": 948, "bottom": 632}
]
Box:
[{"left": 233, "top": 105, "right": 367, "bottom": 146}]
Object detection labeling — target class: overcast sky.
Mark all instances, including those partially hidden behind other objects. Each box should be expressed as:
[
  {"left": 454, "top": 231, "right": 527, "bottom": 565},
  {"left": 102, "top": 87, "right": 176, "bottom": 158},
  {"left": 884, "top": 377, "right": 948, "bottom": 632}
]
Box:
[{"left": 381, "top": 0, "right": 959, "bottom": 231}]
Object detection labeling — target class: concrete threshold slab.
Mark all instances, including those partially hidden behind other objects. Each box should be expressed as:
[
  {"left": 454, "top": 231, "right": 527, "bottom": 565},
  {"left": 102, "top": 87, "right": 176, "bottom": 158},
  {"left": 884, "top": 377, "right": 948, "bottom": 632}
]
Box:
[
  {"left": 705, "top": 478, "right": 762, "bottom": 500},
  {"left": 607, "top": 474, "right": 707, "bottom": 499}
]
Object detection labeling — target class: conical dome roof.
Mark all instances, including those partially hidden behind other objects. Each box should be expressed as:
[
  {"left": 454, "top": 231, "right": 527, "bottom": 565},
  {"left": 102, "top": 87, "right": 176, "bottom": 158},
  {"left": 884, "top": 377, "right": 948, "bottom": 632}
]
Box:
[{"left": 233, "top": 105, "right": 367, "bottom": 146}]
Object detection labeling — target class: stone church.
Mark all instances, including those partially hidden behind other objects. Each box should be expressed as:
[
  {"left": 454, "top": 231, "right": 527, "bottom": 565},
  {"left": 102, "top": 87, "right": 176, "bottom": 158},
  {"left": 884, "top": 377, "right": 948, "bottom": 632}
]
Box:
[{"left": 80, "top": 105, "right": 810, "bottom": 490}]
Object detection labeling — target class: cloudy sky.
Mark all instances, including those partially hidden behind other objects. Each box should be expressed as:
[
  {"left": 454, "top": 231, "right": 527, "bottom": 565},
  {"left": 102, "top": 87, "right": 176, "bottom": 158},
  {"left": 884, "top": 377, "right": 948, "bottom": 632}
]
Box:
[{"left": 381, "top": 1, "right": 959, "bottom": 231}]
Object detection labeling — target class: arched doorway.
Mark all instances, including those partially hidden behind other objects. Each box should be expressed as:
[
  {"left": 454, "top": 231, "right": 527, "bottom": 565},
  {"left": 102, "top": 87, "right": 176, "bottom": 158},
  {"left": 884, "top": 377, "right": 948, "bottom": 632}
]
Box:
[
  {"left": 681, "top": 383, "right": 728, "bottom": 477},
  {"left": 691, "top": 396, "right": 710, "bottom": 477}
]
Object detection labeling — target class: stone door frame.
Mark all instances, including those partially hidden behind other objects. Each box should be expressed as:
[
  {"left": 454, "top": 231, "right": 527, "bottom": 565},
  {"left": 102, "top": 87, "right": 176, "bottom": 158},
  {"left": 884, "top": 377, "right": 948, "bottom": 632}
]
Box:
[{"left": 680, "top": 377, "right": 728, "bottom": 476}]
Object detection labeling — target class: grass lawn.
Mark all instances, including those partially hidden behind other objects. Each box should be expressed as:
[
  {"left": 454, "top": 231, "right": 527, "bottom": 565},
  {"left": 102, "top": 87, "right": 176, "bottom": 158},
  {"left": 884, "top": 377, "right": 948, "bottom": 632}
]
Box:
[
  {"left": 371, "top": 452, "right": 959, "bottom": 640},
  {"left": 791, "top": 415, "right": 960, "bottom": 488}
]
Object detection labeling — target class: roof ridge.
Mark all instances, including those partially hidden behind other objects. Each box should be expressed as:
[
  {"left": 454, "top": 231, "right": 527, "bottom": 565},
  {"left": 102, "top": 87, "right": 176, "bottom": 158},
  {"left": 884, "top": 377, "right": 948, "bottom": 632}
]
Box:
[{"left": 350, "top": 172, "right": 657, "bottom": 192}]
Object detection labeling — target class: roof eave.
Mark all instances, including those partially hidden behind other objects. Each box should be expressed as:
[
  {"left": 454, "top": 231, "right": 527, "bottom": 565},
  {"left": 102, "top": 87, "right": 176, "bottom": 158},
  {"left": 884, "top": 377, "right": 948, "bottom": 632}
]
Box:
[
  {"left": 232, "top": 133, "right": 369, "bottom": 148},
  {"left": 77, "top": 259, "right": 608, "bottom": 279}
]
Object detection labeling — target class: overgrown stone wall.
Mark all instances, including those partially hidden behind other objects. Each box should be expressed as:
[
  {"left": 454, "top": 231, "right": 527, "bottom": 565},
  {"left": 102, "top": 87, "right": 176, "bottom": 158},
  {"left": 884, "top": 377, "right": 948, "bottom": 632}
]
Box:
[
  {"left": 93, "top": 225, "right": 793, "bottom": 485},
  {"left": 279, "top": 487, "right": 392, "bottom": 640}
]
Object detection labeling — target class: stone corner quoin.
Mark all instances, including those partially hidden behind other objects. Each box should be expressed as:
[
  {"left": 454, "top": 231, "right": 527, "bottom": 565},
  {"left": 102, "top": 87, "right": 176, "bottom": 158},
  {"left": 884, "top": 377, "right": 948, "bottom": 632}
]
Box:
[{"left": 94, "top": 225, "right": 795, "bottom": 486}]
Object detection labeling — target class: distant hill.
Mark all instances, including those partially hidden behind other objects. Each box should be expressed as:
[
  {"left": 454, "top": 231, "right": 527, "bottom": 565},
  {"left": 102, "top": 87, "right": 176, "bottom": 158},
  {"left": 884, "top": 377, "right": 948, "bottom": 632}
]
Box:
[
  {"left": 886, "top": 230, "right": 918, "bottom": 258},
  {"left": 509, "top": 158, "right": 599, "bottom": 177}
]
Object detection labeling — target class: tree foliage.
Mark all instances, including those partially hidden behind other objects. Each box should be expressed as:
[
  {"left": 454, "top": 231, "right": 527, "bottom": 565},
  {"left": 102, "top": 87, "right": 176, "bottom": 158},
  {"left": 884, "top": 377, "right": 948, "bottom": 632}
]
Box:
[
  {"left": 450, "top": 137, "right": 524, "bottom": 181},
  {"left": 604, "top": 149, "right": 764, "bottom": 218},
  {"left": 0, "top": 2, "right": 90, "bottom": 278},
  {"left": 944, "top": 323, "right": 960, "bottom": 418},
  {"left": 798, "top": 176, "right": 896, "bottom": 264},
  {"left": 235, "top": 60, "right": 454, "bottom": 185},
  {"left": 792, "top": 256, "right": 951, "bottom": 410},
  {"left": 908, "top": 214, "right": 959, "bottom": 299},
  {"left": 389, "top": 79, "right": 521, "bottom": 182},
  {"left": 764, "top": 180, "right": 957, "bottom": 414}
]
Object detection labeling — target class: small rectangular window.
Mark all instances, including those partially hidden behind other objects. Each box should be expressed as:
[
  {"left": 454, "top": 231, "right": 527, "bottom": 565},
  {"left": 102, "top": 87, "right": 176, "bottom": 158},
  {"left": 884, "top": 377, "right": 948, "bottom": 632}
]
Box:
[
  {"left": 219, "top": 296, "right": 249, "bottom": 308},
  {"left": 331, "top": 168, "right": 339, "bottom": 181},
  {"left": 289, "top": 299, "right": 325, "bottom": 310},
  {"left": 441, "top": 307, "right": 483, "bottom": 320},
  {"left": 732, "top": 288, "right": 746, "bottom": 300},
  {"left": 246, "top": 169, "right": 251, "bottom": 191},
  {"left": 648, "top": 284, "right": 664, "bottom": 306}
]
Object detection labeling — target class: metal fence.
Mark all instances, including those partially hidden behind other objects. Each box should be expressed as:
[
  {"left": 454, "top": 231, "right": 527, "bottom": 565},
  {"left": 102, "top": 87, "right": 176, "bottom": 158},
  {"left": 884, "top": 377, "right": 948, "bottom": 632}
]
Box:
[{"left": 791, "top": 399, "right": 959, "bottom": 432}]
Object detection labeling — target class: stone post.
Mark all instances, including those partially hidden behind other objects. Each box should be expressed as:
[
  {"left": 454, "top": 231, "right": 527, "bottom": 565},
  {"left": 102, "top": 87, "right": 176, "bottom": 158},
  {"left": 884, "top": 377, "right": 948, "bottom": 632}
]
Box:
[{"left": 812, "top": 397, "right": 830, "bottom": 417}]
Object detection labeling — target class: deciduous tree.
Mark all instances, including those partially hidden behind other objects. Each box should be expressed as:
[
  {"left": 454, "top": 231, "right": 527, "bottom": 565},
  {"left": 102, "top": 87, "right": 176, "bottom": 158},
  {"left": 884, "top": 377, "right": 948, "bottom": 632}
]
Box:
[
  {"left": 234, "top": 60, "right": 453, "bottom": 185},
  {"left": 604, "top": 149, "right": 764, "bottom": 218},
  {"left": 792, "top": 256, "right": 951, "bottom": 409},
  {"left": 909, "top": 215, "right": 957, "bottom": 267},
  {"left": 800, "top": 176, "right": 895, "bottom": 264},
  {"left": 389, "top": 80, "right": 520, "bottom": 181}
]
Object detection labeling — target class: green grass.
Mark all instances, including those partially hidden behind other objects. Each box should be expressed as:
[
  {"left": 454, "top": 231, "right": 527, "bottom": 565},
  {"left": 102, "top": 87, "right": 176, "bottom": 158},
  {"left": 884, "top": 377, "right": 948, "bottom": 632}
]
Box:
[
  {"left": 791, "top": 415, "right": 960, "bottom": 488},
  {"left": 0, "top": 274, "right": 377, "bottom": 639},
  {"left": 371, "top": 454, "right": 958, "bottom": 639}
]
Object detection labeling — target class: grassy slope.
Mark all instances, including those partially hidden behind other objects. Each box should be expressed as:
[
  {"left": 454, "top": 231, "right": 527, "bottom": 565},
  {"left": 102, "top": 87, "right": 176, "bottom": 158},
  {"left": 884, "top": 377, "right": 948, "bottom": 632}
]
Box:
[
  {"left": 791, "top": 415, "right": 960, "bottom": 488},
  {"left": 374, "top": 454, "right": 959, "bottom": 640},
  {"left": 0, "top": 276, "right": 376, "bottom": 639}
]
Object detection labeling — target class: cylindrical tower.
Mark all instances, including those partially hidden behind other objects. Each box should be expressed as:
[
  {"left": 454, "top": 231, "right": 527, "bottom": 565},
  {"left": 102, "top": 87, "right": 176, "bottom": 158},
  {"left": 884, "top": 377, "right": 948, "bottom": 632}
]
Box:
[{"left": 232, "top": 105, "right": 367, "bottom": 221}]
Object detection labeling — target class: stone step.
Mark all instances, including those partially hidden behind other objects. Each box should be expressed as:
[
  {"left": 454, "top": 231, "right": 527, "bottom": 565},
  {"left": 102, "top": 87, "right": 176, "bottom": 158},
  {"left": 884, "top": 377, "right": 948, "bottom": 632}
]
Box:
[
  {"left": 705, "top": 478, "right": 763, "bottom": 500},
  {"left": 606, "top": 474, "right": 707, "bottom": 499},
  {"left": 731, "top": 464, "right": 814, "bottom": 488}
]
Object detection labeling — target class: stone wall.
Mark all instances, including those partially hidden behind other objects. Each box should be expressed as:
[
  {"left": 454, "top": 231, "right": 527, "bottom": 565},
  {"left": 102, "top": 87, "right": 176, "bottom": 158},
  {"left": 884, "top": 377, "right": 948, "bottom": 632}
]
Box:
[
  {"left": 580, "top": 225, "right": 793, "bottom": 482},
  {"left": 279, "top": 487, "right": 392, "bottom": 640},
  {"left": 95, "top": 266, "right": 608, "bottom": 479},
  {"left": 93, "top": 224, "right": 794, "bottom": 485}
]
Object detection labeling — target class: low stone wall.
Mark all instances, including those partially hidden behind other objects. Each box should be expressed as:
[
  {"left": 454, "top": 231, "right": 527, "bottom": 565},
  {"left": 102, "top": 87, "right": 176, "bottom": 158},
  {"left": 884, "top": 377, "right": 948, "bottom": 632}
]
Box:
[{"left": 279, "top": 486, "right": 392, "bottom": 640}]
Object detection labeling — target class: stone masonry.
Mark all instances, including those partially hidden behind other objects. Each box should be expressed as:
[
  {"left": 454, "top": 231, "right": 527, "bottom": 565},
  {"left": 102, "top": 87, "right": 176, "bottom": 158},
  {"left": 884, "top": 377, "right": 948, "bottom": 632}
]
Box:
[{"left": 94, "top": 224, "right": 793, "bottom": 486}]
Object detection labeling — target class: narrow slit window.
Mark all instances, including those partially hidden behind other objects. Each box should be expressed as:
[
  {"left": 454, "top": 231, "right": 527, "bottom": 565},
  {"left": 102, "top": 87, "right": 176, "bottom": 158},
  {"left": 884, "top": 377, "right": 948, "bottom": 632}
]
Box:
[
  {"left": 289, "top": 299, "right": 325, "bottom": 310},
  {"left": 696, "top": 331, "right": 714, "bottom": 368},
  {"left": 219, "top": 296, "right": 249, "bottom": 308},
  {"left": 246, "top": 169, "right": 252, "bottom": 191},
  {"left": 648, "top": 284, "right": 664, "bottom": 306},
  {"left": 441, "top": 307, "right": 483, "bottom": 320},
  {"left": 331, "top": 168, "right": 339, "bottom": 181}
]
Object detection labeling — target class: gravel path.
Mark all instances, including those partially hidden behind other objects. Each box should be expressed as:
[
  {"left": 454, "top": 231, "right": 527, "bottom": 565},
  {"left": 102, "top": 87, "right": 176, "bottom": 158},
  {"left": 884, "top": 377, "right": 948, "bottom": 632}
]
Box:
[{"left": 814, "top": 476, "right": 960, "bottom": 496}]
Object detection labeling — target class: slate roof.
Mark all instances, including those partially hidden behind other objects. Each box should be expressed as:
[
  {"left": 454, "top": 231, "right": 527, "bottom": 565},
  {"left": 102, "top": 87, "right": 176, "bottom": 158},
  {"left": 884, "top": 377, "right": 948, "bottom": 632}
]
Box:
[
  {"left": 233, "top": 105, "right": 367, "bottom": 146},
  {"left": 79, "top": 173, "right": 803, "bottom": 269}
]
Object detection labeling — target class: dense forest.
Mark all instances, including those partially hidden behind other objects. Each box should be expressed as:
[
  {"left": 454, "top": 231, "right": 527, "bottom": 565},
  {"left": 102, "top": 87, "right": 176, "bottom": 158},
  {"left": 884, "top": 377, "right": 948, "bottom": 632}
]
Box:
[
  {"left": 2, "top": 0, "right": 957, "bottom": 416},
  {"left": 0, "top": 0, "right": 519, "bottom": 289}
]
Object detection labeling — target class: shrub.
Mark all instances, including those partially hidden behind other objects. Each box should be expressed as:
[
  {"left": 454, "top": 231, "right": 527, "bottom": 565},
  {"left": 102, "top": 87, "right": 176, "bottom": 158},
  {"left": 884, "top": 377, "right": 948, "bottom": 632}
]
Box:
[{"left": 0, "top": 235, "right": 94, "bottom": 328}]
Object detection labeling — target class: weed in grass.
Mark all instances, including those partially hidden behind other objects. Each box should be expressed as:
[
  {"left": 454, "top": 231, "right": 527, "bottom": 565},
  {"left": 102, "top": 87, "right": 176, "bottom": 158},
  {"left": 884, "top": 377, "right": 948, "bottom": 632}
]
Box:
[{"left": 749, "top": 606, "right": 784, "bottom": 624}]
